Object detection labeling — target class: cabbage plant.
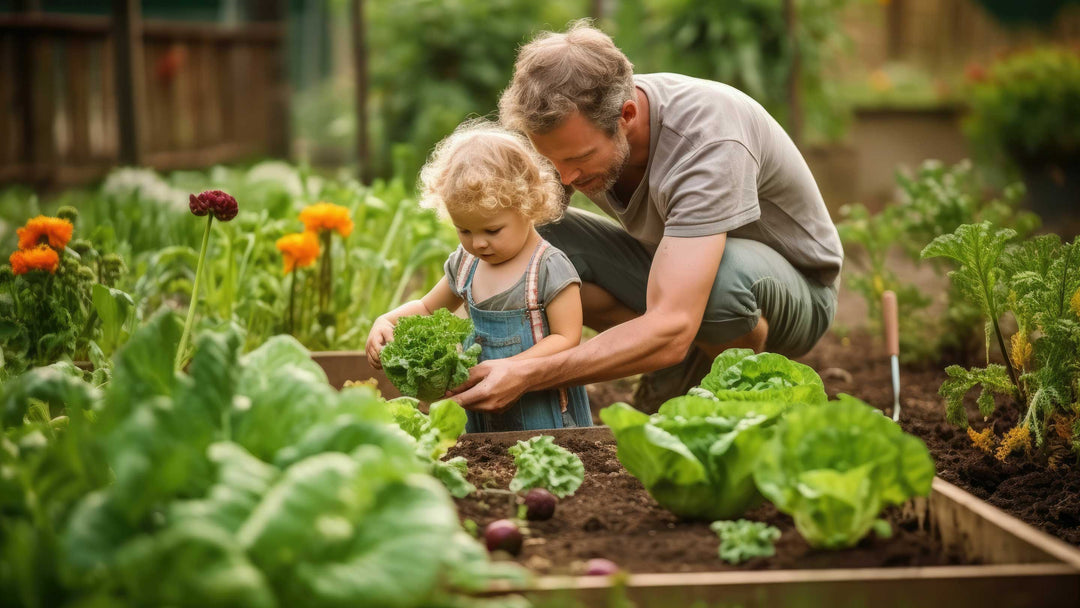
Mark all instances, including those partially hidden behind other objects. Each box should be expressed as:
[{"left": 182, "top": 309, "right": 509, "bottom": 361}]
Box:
[
  {"left": 601, "top": 396, "right": 790, "bottom": 520},
  {"left": 691, "top": 348, "right": 828, "bottom": 405},
  {"left": 753, "top": 395, "right": 935, "bottom": 549}
]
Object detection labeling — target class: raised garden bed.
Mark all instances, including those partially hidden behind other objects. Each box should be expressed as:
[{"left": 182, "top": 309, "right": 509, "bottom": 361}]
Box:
[
  {"left": 310, "top": 350, "right": 401, "bottom": 396},
  {"left": 797, "top": 331, "right": 1080, "bottom": 546},
  {"left": 451, "top": 427, "right": 1080, "bottom": 607}
]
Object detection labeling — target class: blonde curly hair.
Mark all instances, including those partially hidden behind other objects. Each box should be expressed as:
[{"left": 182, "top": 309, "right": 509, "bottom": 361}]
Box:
[{"left": 419, "top": 120, "right": 566, "bottom": 225}]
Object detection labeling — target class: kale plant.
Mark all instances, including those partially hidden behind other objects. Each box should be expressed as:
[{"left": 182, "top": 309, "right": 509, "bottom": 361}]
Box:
[
  {"left": 507, "top": 435, "right": 584, "bottom": 498},
  {"left": 922, "top": 223, "right": 1080, "bottom": 462},
  {"left": 380, "top": 308, "right": 482, "bottom": 401}
]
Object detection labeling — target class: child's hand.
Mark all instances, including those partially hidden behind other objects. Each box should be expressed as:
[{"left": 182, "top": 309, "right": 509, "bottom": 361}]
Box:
[{"left": 365, "top": 316, "right": 395, "bottom": 369}]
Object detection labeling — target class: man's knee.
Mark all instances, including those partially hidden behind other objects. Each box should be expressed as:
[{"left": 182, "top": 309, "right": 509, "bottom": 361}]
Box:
[{"left": 580, "top": 283, "right": 639, "bottom": 331}]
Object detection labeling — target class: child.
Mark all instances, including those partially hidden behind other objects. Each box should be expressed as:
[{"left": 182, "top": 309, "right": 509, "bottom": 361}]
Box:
[{"left": 365, "top": 120, "right": 592, "bottom": 433}]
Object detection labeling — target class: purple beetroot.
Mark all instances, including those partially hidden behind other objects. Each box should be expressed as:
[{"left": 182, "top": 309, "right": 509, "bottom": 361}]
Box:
[
  {"left": 484, "top": 519, "right": 523, "bottom": 556},
  {"left": 523, "top": 488, "right": 557, "bottom": 521},
  {"left": 584, "top": 558, "right": 620, "bottom": 576}
]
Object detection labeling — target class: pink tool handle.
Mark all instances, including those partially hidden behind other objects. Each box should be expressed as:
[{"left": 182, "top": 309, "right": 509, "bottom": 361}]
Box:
[{"left": 882, "top": 290, "right": 899, "bottom": 357}]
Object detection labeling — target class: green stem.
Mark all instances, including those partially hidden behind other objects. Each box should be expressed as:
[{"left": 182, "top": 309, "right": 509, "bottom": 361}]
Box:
[
  {"left": 288, "top": 266, "right": 297, "bottom": 335},
  {"left": 175, "top": 215, "right": 213, "bottom": 371},
  {"left": 320, "top": 231, "right": 332, "bottom": 314}
]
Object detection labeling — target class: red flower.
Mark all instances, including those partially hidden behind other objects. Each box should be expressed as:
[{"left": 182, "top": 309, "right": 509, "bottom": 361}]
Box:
[
  {"left": 965, "top": 62, "right": 988, "bottom": 83},
  {"left": 189, "top": 190, "right": 238, "bottom": 222}
]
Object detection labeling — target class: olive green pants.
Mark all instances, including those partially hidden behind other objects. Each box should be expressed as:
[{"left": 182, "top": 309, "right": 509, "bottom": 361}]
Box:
[{"left": 539, "top": 208, "right": 838, "bottom": 357}]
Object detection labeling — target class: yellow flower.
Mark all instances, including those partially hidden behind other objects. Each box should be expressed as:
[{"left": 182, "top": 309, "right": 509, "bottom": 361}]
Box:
[
  {"left": 995, "top": 425, "right": 1031, "bottom": 462},
  {"left": 17, "top": 216, "right": 73, "bottom": 250},
  {"left": 967, "top": 426, "right": 995, "bottom": 455},
  {"left": 1071, "top": 286, "right": 1080, "bottom": 319},
  {"left": 1009, "top": 332, "right": 1032, "bottom": 371},
  {"left": 276, "top": 231, "right": 320, "bottom": 274},
  {"left": 10, "top": 245, "right": 60, "bottom": 275},
  {"left": 299, "top": 202, "right": 354, "bottom": 237}
]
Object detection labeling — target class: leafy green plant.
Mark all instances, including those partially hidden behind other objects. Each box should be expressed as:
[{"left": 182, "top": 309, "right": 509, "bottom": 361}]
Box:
[
  {"left": 837, "top": 160, "right": 1038, "bottom": 363},
  {"left": 387, "top": 396, "right": 477, "bottom": 497},
  {"left": 380, "top": 309, "right": 483, "bottom": 402},
  {"left": 753, "top": 395, "right": 935, "bottom": 549},
  {"left": 506, "top": 435, "right": 585, "bottom": 498},
  {"left": 710, "top": 519, "right": 780, "bottom": 564},
  {"left": 965, "top": 46, "right": 1080, "bottom": 170},
  {"left": 601, "top": 396, "right": 789, "bottom": 520},
  {"left": 0, "top": 308, "right": 525, "bottom": 607},
  {"left": 922, "top": 223, "right": 1080, "bottom": 460},
  {"left": 692, "top": 348, "right": 827, "bottom": 405}
]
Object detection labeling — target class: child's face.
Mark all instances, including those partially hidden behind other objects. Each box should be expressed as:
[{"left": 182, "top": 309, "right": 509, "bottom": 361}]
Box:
[{"left": 448, "top": 207, "right": 533, "bottom": 265}]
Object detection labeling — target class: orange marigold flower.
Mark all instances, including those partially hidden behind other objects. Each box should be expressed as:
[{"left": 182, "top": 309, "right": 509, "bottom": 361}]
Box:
[
  {"left": 276, "top": 231, "right": 320, "bottom": 274},
  {"left": 17, "top": 216, "right": 73, "bottom": 250},
  {"left": 10, "top": 244, "right": 60, "bottom": 275},
  {"left": 299, "top": 202, "right": 354, "bottom": 237}
]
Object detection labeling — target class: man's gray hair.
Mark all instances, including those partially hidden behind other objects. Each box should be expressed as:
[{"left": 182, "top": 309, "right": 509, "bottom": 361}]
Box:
[{"left": 499, "top": 20, "right": 635, "bottom": 136}]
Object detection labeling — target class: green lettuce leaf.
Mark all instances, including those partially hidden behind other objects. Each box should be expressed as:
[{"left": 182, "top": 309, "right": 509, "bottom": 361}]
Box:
[
  {"left": 697, "top": 349, "right": 827, "bottom": 405},
  {"left": 507, "top": 435, "right": 584, "bottom": 498},
  {"left": 753, "top": 394, "right": 935, "bottom": 549},
  {"left": 380, "top": 309, "right": 482, "bottom": 402},
  {"left": 601, "top": 396, "right": 788, "bottom": 520},
  {"left": 710, "top": 519, "right": 781, "bottom": 564}
]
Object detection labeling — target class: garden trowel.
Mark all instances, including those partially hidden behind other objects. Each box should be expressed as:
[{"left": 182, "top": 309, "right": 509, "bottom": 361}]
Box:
[{"left": 882, "top": 290, "right": 900, "bottom": 422}]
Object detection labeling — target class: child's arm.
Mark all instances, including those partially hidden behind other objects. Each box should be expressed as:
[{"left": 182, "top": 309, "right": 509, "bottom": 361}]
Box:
[
  {"left": 365, "top": 277, "right": 463, "bottom": 368},
  {"left": 507, "top": 283, "right": 583, "bottom": 362}
]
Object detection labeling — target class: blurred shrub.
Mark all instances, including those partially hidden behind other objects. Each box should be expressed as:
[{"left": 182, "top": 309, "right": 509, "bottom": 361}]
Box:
[
  {"left": 965, "top": 46, "right": 1080, "bottom": 169},
  {"left": 837, "top": 160, "right": 1039, "bottom": 363}
]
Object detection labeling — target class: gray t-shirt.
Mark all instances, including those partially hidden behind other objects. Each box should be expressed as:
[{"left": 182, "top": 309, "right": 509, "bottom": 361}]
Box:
[
  {"left": 444, "top": 245, "right": 581, "bottom": 311},
  {"left": 585, "top": 73, "right": 843, "bottom": 286}
]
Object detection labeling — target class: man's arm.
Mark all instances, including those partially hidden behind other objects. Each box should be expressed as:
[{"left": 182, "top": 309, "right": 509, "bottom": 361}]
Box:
[{"left": 450, "top": 233, "right": 727, "bottom": 411}]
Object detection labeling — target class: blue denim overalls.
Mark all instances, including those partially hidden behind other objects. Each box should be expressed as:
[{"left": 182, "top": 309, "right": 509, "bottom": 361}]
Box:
[{"left": 457, "top": 240, "right": 592, "bottom": 433}]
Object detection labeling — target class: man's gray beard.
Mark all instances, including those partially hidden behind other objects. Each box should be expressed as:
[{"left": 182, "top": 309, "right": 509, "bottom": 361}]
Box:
[{"left": 575, "top": 131, "right": 631, "bottom": 197}]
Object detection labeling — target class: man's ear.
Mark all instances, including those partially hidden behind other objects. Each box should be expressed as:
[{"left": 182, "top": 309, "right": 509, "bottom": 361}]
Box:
[{"left": 620, "top": 98, "right": 638, "bottom": 126}]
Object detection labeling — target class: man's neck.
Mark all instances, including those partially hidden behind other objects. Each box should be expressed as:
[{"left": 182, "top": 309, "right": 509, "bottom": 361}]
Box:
[{"left": 613, "top": 86, "right": 651, "bottom": 202}]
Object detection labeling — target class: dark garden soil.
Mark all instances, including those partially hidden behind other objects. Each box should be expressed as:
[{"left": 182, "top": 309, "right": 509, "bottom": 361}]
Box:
[
  {"left": 448, "top": 433, "right": 968, "bottom": 575},
  {"left": 796, "top": 330, "right": 1080, "bottom": 546}
]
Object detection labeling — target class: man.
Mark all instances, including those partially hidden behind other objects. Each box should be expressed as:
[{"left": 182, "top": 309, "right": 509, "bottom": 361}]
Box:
[{"left": 451, "top": 21, "right": 843, "bottom": 413}]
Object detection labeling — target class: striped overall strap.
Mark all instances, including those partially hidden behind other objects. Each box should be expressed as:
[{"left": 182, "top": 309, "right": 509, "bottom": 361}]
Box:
[
  {"left": 525, "top": 240, "right": 569, "bottom": 411},
  {"left": 455, "top": 250, "right": 477, "bottom": 295}
]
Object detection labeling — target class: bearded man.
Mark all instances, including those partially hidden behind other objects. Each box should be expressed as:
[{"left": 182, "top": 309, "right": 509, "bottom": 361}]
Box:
[{"left": 451, "top": 21, "right": 843, "bottom": 413}]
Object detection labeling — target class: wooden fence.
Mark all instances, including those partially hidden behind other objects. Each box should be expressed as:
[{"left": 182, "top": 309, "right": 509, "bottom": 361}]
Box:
[
  {"left": 840, "top": 0, "right": 1080, "bottom": 76},
  {"left": 0, "top": 3, "right": 288, "bottom": 187}
]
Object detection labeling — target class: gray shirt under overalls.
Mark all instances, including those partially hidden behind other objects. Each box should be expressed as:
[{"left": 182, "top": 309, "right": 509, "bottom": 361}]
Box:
[{"left": 445, "top": 241, "right": 592, "bottom": 432}]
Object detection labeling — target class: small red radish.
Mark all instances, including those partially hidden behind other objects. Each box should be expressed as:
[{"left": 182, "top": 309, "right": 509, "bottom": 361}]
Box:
[
  {"left": 484, "top": 519, "right": 523, "bottom": 555},
  {"left": 523, "top": 488, "right": 557, "bottom": 521},
  {"left": 585, "top": 558, "right": 619, "bottom": 575}
]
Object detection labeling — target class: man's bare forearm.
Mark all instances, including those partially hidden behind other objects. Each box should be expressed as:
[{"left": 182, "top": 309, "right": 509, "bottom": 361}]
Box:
[{"left": 521, "top": 312, "right": 690, "bottom": 391}]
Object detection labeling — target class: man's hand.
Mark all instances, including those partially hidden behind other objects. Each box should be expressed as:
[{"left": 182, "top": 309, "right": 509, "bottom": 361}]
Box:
[{"left": 449, "top": 359, "right": 532, "bottom": 412}]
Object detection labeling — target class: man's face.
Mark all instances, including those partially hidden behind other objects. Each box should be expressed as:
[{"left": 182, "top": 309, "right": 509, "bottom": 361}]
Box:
[{"left": 527, "top": 112, "right": 630, "bottom": 197}]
